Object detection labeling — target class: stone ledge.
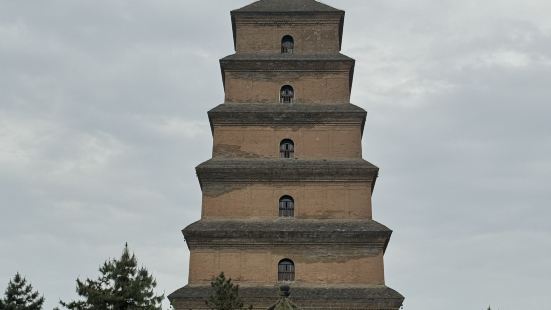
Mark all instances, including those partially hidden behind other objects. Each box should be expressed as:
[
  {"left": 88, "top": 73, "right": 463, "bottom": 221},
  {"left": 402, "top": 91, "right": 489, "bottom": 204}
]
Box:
[
  {"left": 196, "top": 159, "right": 378, "bottom": 185},
  {"left": 220, "top": 53, "right": 354, "bottom": 72},
  {"left": 208, "top": 103, "right": 366, "bottom": 131},
  {"left": 221, "top": 53, "right": 354, "bottom": 61},
  {"left": 210, "top": 103, "right": 366, "bottom": 112},
  {"left": 169, "top": 285, "right": 404, "bottom": 310},
  {"left": 183, "top": 219, "right": 392, "bottom": 249},
  {"left": 208, "top": 103, "right": 367, "bottom": 134}
]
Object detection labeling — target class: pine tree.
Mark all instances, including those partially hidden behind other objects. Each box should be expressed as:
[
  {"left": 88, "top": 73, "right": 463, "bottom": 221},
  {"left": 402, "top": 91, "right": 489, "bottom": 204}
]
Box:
[
  {"left": 60, "top": 243, "right": 164, "bottom": 310},
  {"left": 0, "top": 273, "right": 44, "bottom": 310},
  {"left": 205, "top": 273, "right": 250, "bottom": 310}
]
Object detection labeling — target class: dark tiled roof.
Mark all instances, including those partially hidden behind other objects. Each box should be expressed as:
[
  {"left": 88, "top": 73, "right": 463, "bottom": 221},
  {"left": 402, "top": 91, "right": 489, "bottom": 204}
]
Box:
[
  {"left": 208, "top": 103, "right": 366, "bottom": 133},
  {"left": 267, "top": 297, "right": 300, "bottom": 310},
  {"left": 184, "top": 219, "right": 391, "bottom": 235},
  {"left": 267, "top": 287, "right": 301, "bottom": 310},
  {"left": 196, "top": 159, "right": 379, "bottom": 185},
  {"left": 169, "top": 285, "right": 404, "bottom": 306},
  {"left": 233, "top": 0, "right": 342, "bottom": 13},
  {"left": 219, "top": 53, "right": 355, "bottom": 78},
  {"left": 209, "top": 103, "right": 366, "bottom": 114},
  {"left": 220, "top": 53, "right": 353, "bottom": 61},
  {"left": 183, "top": 219, "right": 391, "bottom": 248}
]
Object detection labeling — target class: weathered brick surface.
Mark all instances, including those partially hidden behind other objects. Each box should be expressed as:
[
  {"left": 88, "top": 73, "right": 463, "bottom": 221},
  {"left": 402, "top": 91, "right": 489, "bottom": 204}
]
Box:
[
  {"left": 213, "top": 125, "right": 362, "bottom": 159},
  {"left": 224, "top": 70, "right": 351, "bottom": 104},
  {"left": 232, "top": 15, "right": 343, "bottom": 54},
  {"left": 201, "top": 182, "right": 373, "bottom": 219},
  {"left": 188, "top": 249, "right": 385, "bottom": 285}
]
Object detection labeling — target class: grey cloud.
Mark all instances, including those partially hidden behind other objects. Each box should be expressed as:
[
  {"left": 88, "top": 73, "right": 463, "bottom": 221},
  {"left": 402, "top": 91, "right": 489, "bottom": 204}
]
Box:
[{"left": 1, "top": 1, "right": 550, "bottom": 309}]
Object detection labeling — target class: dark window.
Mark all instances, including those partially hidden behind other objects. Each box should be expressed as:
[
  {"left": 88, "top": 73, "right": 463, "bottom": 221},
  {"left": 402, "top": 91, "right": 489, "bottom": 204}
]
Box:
[
  {"left": 279, "top": 196, "right": 294, "bottom": 217},
  {"left": 280, "top": 139, "right": 294, "bottom": 158},
  {"left": 278, "top": 259, "right": 295, "bottom": 281},
  {"left": 280, "top": 85, "right": 294, "bottom": 104},
  {"left": 281, "top": 35, "right": 294, "bottom": 54}
]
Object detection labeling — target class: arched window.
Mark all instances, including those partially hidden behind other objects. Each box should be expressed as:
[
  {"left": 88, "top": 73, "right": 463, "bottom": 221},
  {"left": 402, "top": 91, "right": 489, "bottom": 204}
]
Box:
[
  {"left": 281, "top": 35, "right": 294, "bottom": 54},
  {"left": 279, "top": 196, "right": 294, "bottom": 217},
  {"left": 278, "top": 259, "right": 295, "bottom": 281},
  {"left": 280, "top": 139, "right": 294, "bottom": 158},
  {"left": 280, "top": 85, "right": 294, "bottom": 104}
]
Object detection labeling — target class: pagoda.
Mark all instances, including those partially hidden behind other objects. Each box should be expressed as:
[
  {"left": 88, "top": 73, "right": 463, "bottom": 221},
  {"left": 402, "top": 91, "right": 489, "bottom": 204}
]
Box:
[{"left": 169, "top": 0, "right": 404, "bottom": 309}]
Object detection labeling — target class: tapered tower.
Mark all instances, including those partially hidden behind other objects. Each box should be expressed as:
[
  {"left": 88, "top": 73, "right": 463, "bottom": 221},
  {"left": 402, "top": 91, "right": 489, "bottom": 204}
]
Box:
[{"left": 169, "top": 0, "right": 404, "bottom": 309}]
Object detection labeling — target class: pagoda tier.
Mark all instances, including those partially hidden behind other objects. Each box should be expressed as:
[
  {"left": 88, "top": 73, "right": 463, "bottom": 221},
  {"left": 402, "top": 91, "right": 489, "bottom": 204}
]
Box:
[
  {"left": 220, "top": 54, "right": 355, "bottom": 103},
  {"left": 169, "top": 220, "right": 402, "bottom": 309},
  {"left": 221, "top": 55, "right": 354, "bottom": 104},
  {"left": 208, "top": 105, "right": 369, "bottom": 161}
]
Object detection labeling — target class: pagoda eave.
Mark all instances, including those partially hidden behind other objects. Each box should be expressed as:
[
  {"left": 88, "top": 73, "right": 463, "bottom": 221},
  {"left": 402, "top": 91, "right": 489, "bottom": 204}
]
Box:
[
  {"left": 196, "top": 159, "right": 379, "bottom": 187},
  {"left": 183, "top": 219, "right": 392, "bottom": 250},
  {"left": 208, "top": 103, "right": 367, "bottom": 134},
  {"left": 169, "top": 285, "right": 404, "bottom": 310},
  {"left": 220, "top": 53, "right": 354, "bottom": 71}
]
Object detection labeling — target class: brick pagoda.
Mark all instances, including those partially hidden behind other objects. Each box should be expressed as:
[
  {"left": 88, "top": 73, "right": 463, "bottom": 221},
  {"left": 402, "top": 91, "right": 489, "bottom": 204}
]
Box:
[{"left": 169, "top": 0, "right": 404, "bottom": 309}]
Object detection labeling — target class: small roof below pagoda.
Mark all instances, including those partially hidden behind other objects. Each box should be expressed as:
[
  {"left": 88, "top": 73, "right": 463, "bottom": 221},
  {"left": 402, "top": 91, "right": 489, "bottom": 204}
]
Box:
[
  {"left": 233, "top": 0, "right": 342, "bottom": 13},
  {"left": 267, "top": 286, "right": 301, "bottom": 310}
]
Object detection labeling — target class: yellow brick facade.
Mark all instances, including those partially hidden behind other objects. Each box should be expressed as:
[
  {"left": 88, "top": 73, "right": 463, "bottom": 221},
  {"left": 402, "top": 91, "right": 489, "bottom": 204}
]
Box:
[{"left": 170, "top": 1, "right": 404, "bottom": 309}]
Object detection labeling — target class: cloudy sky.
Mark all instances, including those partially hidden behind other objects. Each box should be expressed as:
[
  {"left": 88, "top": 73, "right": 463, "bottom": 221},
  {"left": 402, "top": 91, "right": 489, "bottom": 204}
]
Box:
[{"left": 1, "top": 0, "right": 550, "bottom": 309}]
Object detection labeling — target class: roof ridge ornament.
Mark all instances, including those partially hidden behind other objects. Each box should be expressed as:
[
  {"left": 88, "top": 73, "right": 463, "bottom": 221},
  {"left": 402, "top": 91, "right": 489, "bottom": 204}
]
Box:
[{"left": 266, "top": 285, "right": 301, "bottom": 310}]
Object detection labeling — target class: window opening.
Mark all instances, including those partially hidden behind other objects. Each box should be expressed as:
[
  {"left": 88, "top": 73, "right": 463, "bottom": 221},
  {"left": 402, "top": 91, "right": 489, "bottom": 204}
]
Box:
[
  {"left": 280, "top": 139, "right": 295, "bottom": 158},
  {"left": 278, "top": 259, "right": 295, "bottom": 281},
  {"left": 279, "top": 196, "right": 295, "bottom": 217},
  {"left": 281, "top": 35, "right": 294, "bottom": 54},
  {"left": 280, "top": 85, "right": 294, "bottom": 104}
]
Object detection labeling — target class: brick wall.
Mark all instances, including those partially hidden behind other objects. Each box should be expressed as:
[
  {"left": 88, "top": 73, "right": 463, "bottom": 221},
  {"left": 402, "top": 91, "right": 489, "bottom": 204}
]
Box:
[
  {"left": 212, "top": 124, "right": 362, "bottom": 159},
  {"left": 202, "top": 182, "right": 373, "bottom": 220}
]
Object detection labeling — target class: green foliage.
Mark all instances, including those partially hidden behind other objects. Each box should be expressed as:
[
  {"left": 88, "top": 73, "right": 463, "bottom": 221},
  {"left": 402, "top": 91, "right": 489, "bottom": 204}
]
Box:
[
  {"left": 205, "top": 273, "right": 250, "bottom": 310},
  {"left": 60, "top": 244, "right": 164, "bottom": 310},
  {"left": 0, "top": 273, "right": 44, "bottom": 310}
]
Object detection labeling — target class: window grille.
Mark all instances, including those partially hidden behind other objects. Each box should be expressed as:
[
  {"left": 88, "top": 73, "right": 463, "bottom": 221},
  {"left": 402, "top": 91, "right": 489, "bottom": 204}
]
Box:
[
  {"left": 280, "top": 85, "right": 294, "bottom": 104},
  {"left": 279, "top": 196, "right": 295, "bottom": 217},
  {"left": 280, "top": 139, "right": 295, "bottom": 158},
  {"left": 278, "top": 259, "right": 295, "bottom": 281},
  {"left": 281, "top": 35, "right": 294, "bottom": 54}
]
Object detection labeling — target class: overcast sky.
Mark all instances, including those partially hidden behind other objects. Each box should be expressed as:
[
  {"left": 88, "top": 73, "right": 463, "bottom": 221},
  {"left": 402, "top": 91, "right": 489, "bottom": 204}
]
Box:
[{"left": 1, "top": 1, "right": 550, "bottom": 309}]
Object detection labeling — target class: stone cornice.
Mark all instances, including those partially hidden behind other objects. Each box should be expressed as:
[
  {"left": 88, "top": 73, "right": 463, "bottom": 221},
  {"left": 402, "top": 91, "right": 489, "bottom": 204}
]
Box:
[
  {"left": 233, "top": 14, "right": 344, "bottom": 24},
  {"left": 183, "top": 219, "right": 392, "bottom": 250},
  {"left": 220, "top": 53, "right": 354, "bottom": 72},
  {"left": 169, "top": 285, "right": 404, "bottom": 308},
  {"left": 196, "top": 159, "right": 378, "bottom": 186},
  {"left": 208, "top": 103, "right": 366, "bottom": 134}
]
